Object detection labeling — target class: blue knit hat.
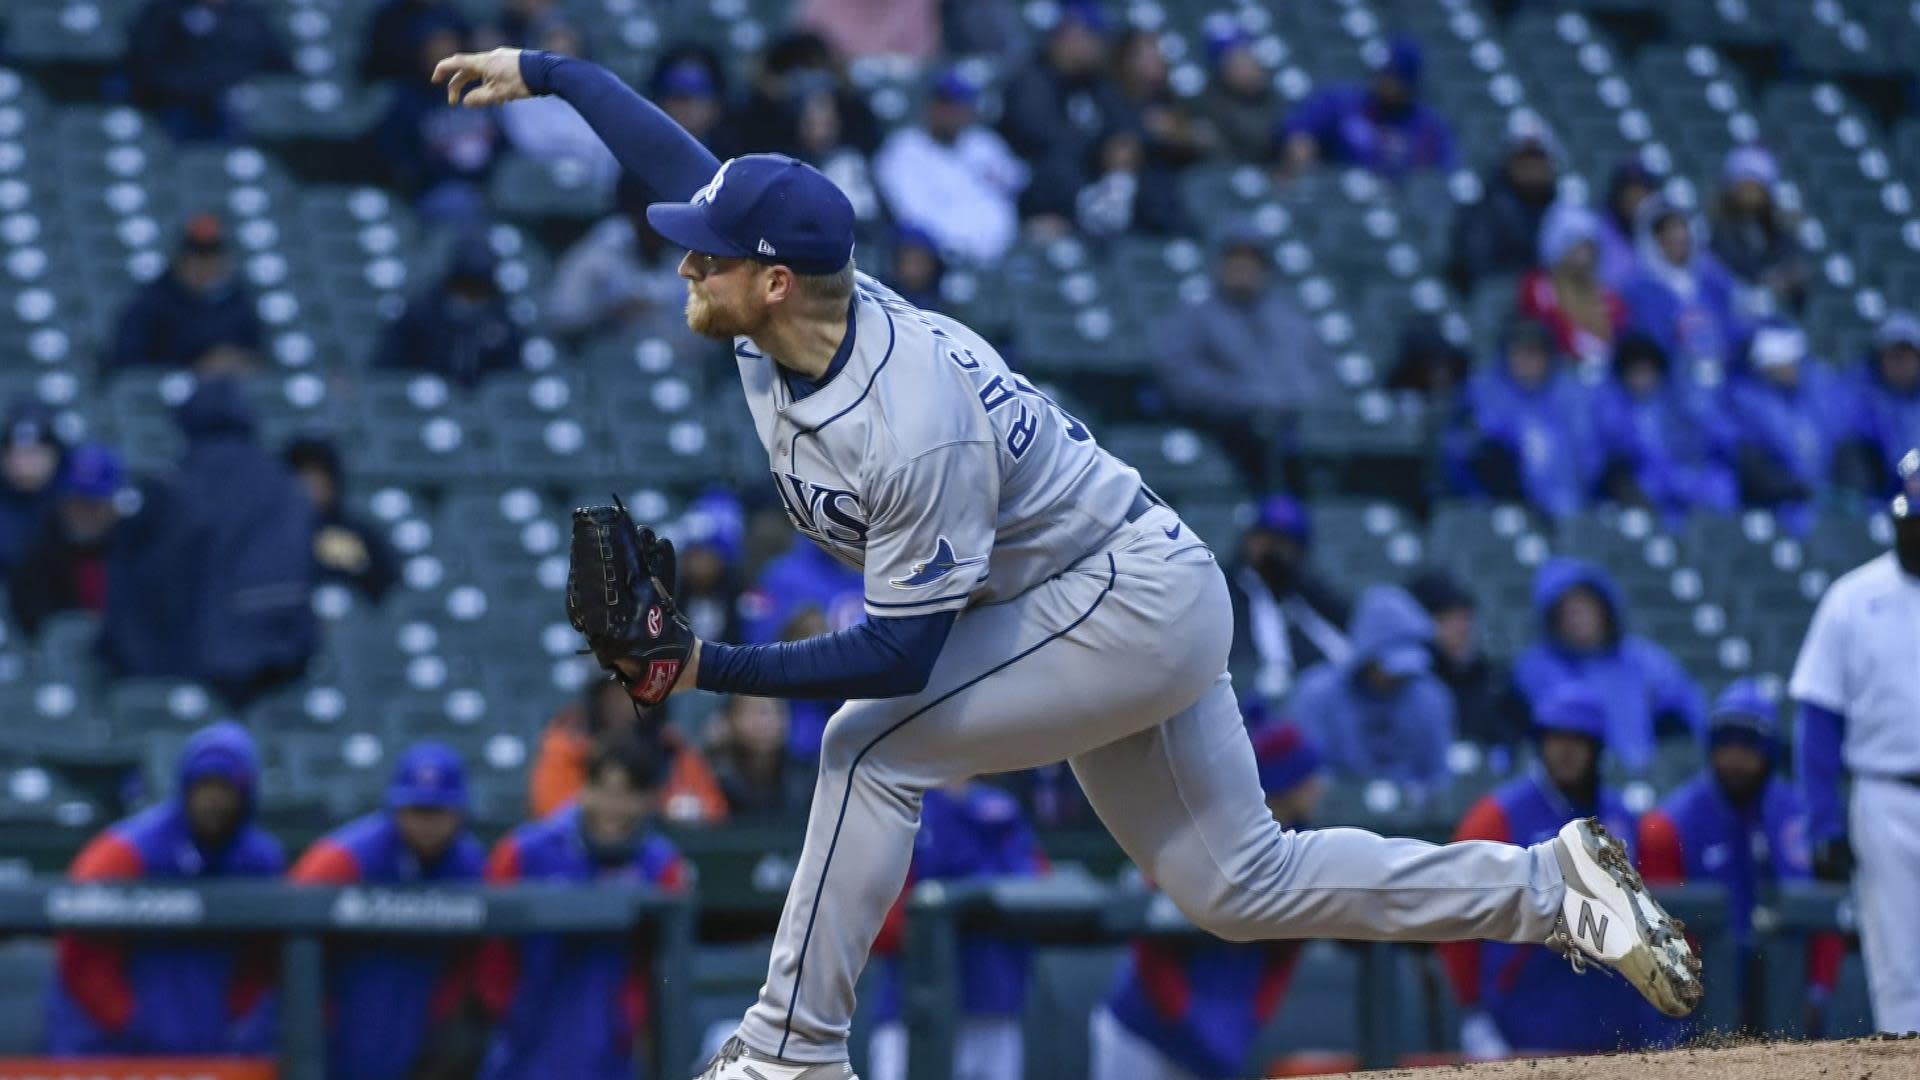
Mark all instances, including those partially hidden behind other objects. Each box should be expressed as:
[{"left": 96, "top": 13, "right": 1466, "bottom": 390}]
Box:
[
  {"left": 387, "top": 740, "right": 469, "bottom": 811},
  {"left": 1532, "top": 683, "right": 1608, "bottom": 743},
  {"left": 1706, "top": 678, "right": 1777, "bottom": 756},
  {"left": 1252, "top": 723, "right": 1323, "bottom": 795}
]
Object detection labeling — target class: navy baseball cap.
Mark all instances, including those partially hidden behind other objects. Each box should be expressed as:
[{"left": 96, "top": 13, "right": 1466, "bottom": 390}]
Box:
[
  {"left": 387, "top": 740, "right": 468, "bottom": 811},
  {"left": 647, "top": 154, "right": 856, "bottom": 275}
]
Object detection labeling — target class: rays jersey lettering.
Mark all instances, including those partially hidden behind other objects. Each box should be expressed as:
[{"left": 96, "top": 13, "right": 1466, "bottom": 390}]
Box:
[{"left": 775, "top": 473, "right": 868, "bottom": 547}]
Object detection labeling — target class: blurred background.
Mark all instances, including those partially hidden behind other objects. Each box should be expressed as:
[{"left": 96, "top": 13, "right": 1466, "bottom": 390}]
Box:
[{"left": 0, "top": 0, "right": 1913, "bottom": 1076}]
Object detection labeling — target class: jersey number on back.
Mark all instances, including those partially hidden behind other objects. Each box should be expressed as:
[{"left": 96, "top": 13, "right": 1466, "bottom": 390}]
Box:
[{"left": 948, "top": 349, "right": 1093, "bottom": 459}]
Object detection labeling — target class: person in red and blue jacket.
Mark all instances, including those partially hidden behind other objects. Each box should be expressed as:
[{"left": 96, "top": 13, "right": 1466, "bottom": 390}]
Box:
[
  {"left": 1439, "top": 684, "right": 1676, "bottom": 1058},
  {"left": 866, "top": 780, "right": 1049, "bottom": 1080},
  {"left": 1637, "top": 679, "right": 1845, "bottom": 1034},
  {"left": 289, "top": 740, "right": 488, "bottom": 1080},
  {"left": 1089, "top": 723, "right": 1325, "bottom": 1080},
  {"left": 45, "top": 720, "right": 285, "bottom": 1055},
  {"left": 477, "top": 733, "right": 689, "bottom": 1080}
]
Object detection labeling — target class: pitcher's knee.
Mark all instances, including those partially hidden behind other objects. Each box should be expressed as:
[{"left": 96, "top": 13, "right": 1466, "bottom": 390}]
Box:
[{"left": 1163, "top": 874, "right": 1271, "bottom": 943}]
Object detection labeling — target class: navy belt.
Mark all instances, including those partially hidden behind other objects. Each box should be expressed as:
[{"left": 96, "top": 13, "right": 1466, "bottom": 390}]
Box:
[{"left": 1124, "top": 486, "right": 1164, "bottom": 523}]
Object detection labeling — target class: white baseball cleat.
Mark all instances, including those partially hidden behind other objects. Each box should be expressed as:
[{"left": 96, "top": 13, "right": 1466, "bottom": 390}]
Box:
[
  {"left": 1547, "top": 816, "right": 1705, "bottom": 1018},
  {"left": 694, "top": 1036, "right": 858, "bottom": 1080}
]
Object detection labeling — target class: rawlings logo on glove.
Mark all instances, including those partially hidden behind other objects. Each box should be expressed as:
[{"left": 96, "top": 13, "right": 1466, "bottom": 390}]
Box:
[{"left": 566, "top": 495, "right": 695, "bottom": 706}]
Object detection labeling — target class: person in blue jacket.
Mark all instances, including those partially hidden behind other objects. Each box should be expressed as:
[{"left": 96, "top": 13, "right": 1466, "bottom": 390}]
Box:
[
  {"left": 1511, "top": 558, "right": 1706, "bottom": 775},
  {"left": 865, "top": 780, "right": 1048, "bottom": 1080},
  {"left": 478, "top": 733, "right": 688, "bottom": 1080},
  {"left": 1090, "top": 722, "right": 1326, "bottom": 1079},
  {"left": 1591, "top": 331, "right": 1739, "bottom": 524},
  {"left": 1458, "top": 317, "right": 1600, "bottom": 519},
  {"left": 1287, "top": 584, "right": 1454, "bottom": 795},
  {"left": 1725, "top": 321, "right": 1856, "bottom": 530},
  {"left": 1851, "top": 311, "right": 1920, "bottom": 482},
  {"left": 1440, "top": 684, "right": 1676, "bottom": 1057},
  {"left": 45, "top": 720, "right": 286, "bottom": 1055},
  {"left": 289, "top": 740, "right": 488, "bottom": 1080},
  {"left": 1637, "top": 680, "right": 1844, "bottom": 1034},
  {"left": 1278, "top": 36, "right": 1457, "bottom": 181},
  {"left": 738, "top": 533, "right": 866, "bottom": 759},
  {"left": 1620, "top": 196, "right": 1744, "bottom": 384}
]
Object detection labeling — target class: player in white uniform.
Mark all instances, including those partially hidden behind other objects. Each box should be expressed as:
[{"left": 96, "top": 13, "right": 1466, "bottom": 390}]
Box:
[
  {"left": 1791, "top": 448, "right": 1920, "bottom": 1035},
  {"left": 430, "top": 47, "right": 1705, "bottom": 1078}
]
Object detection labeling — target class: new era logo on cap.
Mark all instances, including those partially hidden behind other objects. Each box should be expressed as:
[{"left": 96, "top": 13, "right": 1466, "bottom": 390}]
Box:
[{"left": 647, "top": 154, "right": 855, "bottom": 275}]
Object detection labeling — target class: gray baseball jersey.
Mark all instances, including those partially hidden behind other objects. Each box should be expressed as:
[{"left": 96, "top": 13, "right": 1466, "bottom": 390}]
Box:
[
  {"left": 721, "top": 276, "right": 1574, "bottom": 1067},
  {"left": 733, "top": 272, "right": 1142, "bottom": 618}
]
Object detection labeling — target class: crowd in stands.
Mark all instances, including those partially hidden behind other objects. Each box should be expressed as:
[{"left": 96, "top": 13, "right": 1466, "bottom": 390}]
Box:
[{"left": 4, "top": 0, "right": 1908, "bottom": 1072}]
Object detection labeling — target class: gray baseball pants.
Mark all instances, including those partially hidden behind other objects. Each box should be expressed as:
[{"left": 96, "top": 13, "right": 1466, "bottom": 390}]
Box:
[{"left": 732, "top": 508, "right": 1569, "bottom": 1063}]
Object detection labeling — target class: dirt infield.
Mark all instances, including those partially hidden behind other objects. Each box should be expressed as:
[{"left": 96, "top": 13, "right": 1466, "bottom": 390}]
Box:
[{"left": 1315, "top": 1033, "right": 1920, "bottom": 1079}]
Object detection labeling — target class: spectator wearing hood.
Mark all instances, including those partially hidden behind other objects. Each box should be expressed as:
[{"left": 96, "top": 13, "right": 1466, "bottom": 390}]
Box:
[
  {"left": 125, "top": 0, "right": 290, "bottom": 140},
  {"left": 497, "top": 13, "right": 621, "bottom": 194},
  {"left": 1621, "top": 196, "right": 1743, "bottom": 382},
  {"left": 1287, "top": 584, "right": 1454, "bottom": 793},
  {"left": 372, "top": 15, "right": 500, "bottom": 222},
  {"left": 1851, "top": 311, "right": 1920, "bottom": 480},
  {"left": 46, "top": 721, "right": 285, "bottom": 1054},
  {"left": 1447, "top": 120, "right": 1561, "bottom": 293},
  {"left": 291, "top": 742, "right": 488, "bottom": 1080},
  {"left": 106, "top": 212, "right": 263, "bottom": 374},
  {"left": 672, "top": 490, "right": 747, "bottom": 645},
  {"left": 739, "top": 534, "right": 866, "bottom": 759},
  {"left": 478, "top": 734, "right": 688, "bottom": 1080},
  {"left": 1408, "top": 570, "right": 1526, "bottom": 755},
  {"left": 1227, "top": 495, "right": 1352, "bottom": 704},
  {"left": 874, "top": 68, "right": 1029, "bottom": 263},
  {"left": 375, "top": 236, "right": 523, "bottom": 387},
  {"left": 1595, "top": 158, "right": 1661, "bottom": 290},
  {"left": 529, "top": 677, "right": 726, "bottom": 825},
  {"left": 283, "top": 435, "right": 398, "bottom": 602},
  {"left": 0, "top": 399, "right": 66, "bottom": 576},
  {"left": 1725, "top": 321, "right": 1855, "bottom": 521},
  {"left": 1511, "top": 558, "right": 1706, "bottom": 774},
  {"left": 362, "top": 0, "right": 472, "bottom": 84},
  {"left": 1638, "top": 681, "right": 1844, "bottom": 1034},
  {"left": 1000, "top": 2, "right": 1131, "bottom": 229},
  {"left": 1709, "top": 146, "right": 1808, "bottom": 316},
  {"left": 100, "top": 378, "right": 316, "bottom": 704},
  {"left": 1090, "top": 724, "right": 1324, "bottom": 1080},
  {"left": 10, "top": 444, "right": 126, "bottom": 637},
  {"left": 1152, "top": 228, "right": 1330, "bottom": 493},
  {"left": 1192, "top": 17, "right": 1282, "bottom": 163},
  {"left": 886, "top": 226, "right": 947, "bottom": 312},
  {"left": 1592, "top": 332, "right": 1739, "bottom": 522},
  {"left": 1280, "top": 36, "right": 1457, "bottom": 181},
  {"left": 867, "top": 781, "right": 1048, "bottom": 1080},
  {"left": 1519, "top": 203, "right": 1627, "bottom": 371},
  {"left": 1440, "top": 685, "right": 1672, "bottom": 1057},
  {"left": 546, "top": 173, "right": 701, "bottom": 343},
  {"left": 1457, "top": 317, "right": 1600, "bottom": 519}
]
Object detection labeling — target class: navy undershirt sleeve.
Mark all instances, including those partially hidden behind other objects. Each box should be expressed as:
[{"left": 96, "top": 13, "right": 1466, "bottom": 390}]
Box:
[
  {"left": 696, "top": 611, "right": 957, "bottom": 700},
  {"left": 516, "top": 51, "right": 721, "bottom": 202}
]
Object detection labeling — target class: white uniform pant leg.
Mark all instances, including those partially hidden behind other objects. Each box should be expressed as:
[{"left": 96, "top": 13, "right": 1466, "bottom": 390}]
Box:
[{"left": 1851, "top": 776, "right": 1920, "bottom": 1034}]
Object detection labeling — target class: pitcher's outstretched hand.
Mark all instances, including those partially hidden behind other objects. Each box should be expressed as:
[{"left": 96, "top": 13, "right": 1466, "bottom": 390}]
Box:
[{"left": 431, "top": 48, "right": 530, "bottom": 107}]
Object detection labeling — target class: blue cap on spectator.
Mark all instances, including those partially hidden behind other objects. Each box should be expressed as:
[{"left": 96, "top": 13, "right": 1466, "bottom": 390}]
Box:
[
  {"left": 682, "top": 488, "right": 745, "bottom": 566},
  {"left": 1201, "top": 14, "right": 1252, "bottom": 66},
  {"left": 58, "top": 442, "right": 123, "bottom": 500},
  {"left": 930, "top": 67, "right": 979, "bottom": 105},
  {"left": 1722, "top": 145, "right": 1779, "bottom": 187},
  {"left": 1376, "top": 36, "right": 1423, "bottom": 84},
  {"left": 1252, "top": 722, "right": 1323, "bottom": 795},
  {"left": 1876, "top": 310, "right": 1920, "bottom": 352},
  {"left": 648, "top": 154, "right": 856, "bottom": 275},
  {"left": 1532, "top": 682, "right": 1608, "bottom": 742},
  {"left": 1707, "top": 678, "right": 1777, "bottom": 754},
  {"left": 387, "top": 740, "right": 469, "bottom": 811},
  {"left": 1538, "top": 203, "right": 1600, "bottom": 268},
  {"left": 1252, "top": 494, "right": 1310, "bottom": 544},
  {"left": 656, "top": 58, "right": 716, "bottom": 98}
]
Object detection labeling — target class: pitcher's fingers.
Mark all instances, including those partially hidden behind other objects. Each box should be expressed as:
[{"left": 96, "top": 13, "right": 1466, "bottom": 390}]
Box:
[
  {"left": 429, "top": 54, "right": 467, "bottom": 85},
  {"left": 465, "top": 84, "right": 501, "bottom": 107}
]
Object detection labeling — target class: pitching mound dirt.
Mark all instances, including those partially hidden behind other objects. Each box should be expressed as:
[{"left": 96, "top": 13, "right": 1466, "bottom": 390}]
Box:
[{"left": 1314, "top": 1033, "right": 1920, "bottom": 1079}]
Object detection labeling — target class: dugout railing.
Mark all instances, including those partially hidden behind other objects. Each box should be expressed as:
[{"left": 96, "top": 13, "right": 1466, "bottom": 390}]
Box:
[{"left": 0, "top": 879, "right": 696, "bottom": 1080}]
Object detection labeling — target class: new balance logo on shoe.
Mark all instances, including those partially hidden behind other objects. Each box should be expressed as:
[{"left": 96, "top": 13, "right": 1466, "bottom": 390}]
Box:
[{"left": 1577, "top": 898, "right": 1610, "bottom": 952}]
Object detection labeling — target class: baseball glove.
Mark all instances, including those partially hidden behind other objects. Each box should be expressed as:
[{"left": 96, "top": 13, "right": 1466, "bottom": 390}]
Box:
[{"left": 566, "top": 495, "right": 695, "bottom": 706}]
